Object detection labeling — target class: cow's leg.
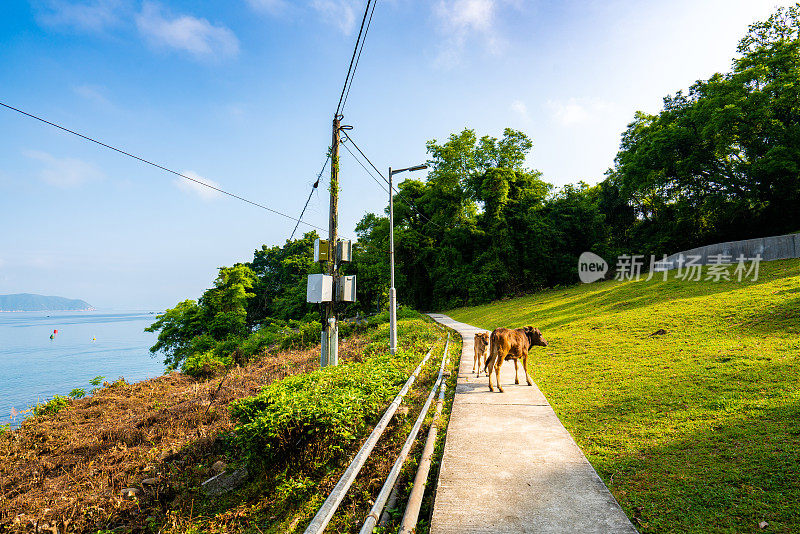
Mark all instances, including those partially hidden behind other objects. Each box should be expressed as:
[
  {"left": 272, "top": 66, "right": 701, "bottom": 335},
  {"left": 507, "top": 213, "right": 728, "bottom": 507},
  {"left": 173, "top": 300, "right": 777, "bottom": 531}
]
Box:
[
  {"left": 495, "top": 355, "right": 504, "bottom": 393},
  {"left": 486, "top": 351, "right": 494, "bottom": 391},
  {"left": 523, "top": 349, "right": 533, "bottom": 386},
  {"left": 487, "top": 356, "right": 494, "bottom": 391},
  {"left": 473, "top": 344, "right": 478, "bottom": 375},
  {"left": 513, "top": 358, "right": 520, "bottom": 384}
]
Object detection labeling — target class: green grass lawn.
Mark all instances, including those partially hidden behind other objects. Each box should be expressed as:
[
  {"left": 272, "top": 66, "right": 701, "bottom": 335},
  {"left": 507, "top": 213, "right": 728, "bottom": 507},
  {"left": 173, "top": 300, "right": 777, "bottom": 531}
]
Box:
[{"left": 446, "top": 259, "right": 800, "bottom": 533}]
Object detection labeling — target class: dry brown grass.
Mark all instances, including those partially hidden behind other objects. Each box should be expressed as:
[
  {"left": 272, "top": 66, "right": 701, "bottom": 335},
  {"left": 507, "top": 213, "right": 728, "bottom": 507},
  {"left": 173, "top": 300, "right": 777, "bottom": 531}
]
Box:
[
  {"left": 0, "top": 338, "right": 367, "bottom": 533},
  {"left": 156, "top": 334, "right": 457, "bottom": 534}
]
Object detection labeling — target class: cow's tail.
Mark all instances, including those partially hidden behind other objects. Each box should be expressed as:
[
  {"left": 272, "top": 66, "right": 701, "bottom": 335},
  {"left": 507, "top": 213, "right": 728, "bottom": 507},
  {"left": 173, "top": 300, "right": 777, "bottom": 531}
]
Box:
[{"left": 484, "top": 332, "right": 496, "bottom": 373}]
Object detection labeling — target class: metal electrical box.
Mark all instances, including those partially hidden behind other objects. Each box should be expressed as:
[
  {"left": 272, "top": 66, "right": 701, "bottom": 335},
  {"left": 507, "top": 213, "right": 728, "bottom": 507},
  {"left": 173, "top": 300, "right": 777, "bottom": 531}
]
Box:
[
  {"left": 307, "top": 274, "right": 333, "bottom": 303},
  {"left": 314, "top": 239, "right": 329, "bottom": 263},
  {"left": 338, "top": 275, "right": 357, "bottom": 302},
  {"left": 337, "top": 240, "right": 353, "bottom": 263}
]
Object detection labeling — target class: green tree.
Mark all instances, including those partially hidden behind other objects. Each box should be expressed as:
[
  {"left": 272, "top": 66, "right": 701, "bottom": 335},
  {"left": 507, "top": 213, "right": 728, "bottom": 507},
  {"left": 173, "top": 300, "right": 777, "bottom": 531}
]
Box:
[
  {"left": 201, "top": 263, "right": 257, "bottom": 339},
  {"left": 602, "top": 4, "right": 800, "bottom": 255},
  {"left": 249, "top": 232, "right": 321, "bottom": 324},
  {"left": 145, "top": 299, "right": 205, "bottom": 369},
  {"left": 353, "top": 127, "right": 557, "bottom": 310},
  {"left": 351, "top": 213, "right": 391, "bottom": 313},
  {"left": 538, "top": 183, "right": 609, "bottom": 285}
]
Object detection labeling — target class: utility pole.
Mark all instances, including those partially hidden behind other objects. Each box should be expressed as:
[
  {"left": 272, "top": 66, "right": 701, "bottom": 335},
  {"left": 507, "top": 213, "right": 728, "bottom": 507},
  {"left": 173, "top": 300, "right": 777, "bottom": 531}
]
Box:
[
  {"left": 387, "top": 164, "right": 428, "bottom": 355},
  {"left": 388, "top": 167, "right": 396, "bottom": 355},
  {"left": 322, "top": 114, "right": 342, "bottom": 367}
]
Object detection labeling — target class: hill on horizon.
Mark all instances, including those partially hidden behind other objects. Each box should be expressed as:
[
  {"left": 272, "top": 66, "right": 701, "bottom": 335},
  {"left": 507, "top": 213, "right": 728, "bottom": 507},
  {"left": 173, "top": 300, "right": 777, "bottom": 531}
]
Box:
[{"left": 0, "top": 293, "right": 94, "bottom": 312}]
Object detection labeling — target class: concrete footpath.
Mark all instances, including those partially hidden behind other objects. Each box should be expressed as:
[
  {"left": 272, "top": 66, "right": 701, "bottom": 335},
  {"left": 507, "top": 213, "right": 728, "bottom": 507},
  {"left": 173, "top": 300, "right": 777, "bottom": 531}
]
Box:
[{"left": 428, "top": 314, "right": 637, "bottom": 534}]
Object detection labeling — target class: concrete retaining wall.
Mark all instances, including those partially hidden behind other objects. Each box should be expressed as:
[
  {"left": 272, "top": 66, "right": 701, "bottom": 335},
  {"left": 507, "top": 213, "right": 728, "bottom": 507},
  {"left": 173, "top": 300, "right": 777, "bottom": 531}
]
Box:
[{"left": 664, "top": 232, "right": 800, "bottom": 269}]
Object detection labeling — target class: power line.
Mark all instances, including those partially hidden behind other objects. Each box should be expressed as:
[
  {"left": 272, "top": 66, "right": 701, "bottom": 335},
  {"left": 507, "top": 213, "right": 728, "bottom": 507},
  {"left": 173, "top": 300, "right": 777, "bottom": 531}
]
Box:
[
  {"left": 341, "top": 139, "right": 389, "bottom": 195},
  {"left": 336, "top": 0, "right": 374, "bottom": 116},
  {"left": 290, "top": 155, "right": 330, "bottom": 240},
  {"left": 0, "top": 100, "right": 329, "bottom": 233},
  {"left": 341, "top": 131, "right": 387, "bottom": 183},
  {"left": 341, "top": 0, "right": 377, "bottom": 113},
  {"left": 341, "top": 131, "right": 442, "bottom": 230}
]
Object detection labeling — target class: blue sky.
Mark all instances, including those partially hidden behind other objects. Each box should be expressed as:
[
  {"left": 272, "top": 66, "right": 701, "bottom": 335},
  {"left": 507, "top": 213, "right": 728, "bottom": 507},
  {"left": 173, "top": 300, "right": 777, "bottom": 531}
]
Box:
[{"left": 0, "top": 0, "right": 795, "bottom": 310}]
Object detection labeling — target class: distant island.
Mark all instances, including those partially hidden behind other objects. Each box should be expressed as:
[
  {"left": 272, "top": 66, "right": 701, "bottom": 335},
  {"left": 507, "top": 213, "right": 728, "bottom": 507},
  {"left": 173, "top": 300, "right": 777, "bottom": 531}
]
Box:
[{"left": 0, "top": 294, "right": 94, "bottom": 312}]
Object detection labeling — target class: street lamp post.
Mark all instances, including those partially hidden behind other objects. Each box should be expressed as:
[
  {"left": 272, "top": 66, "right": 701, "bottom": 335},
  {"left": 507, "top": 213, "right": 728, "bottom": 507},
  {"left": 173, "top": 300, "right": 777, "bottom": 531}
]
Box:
[{"left": 388, "top": 163, "right": 428, "bottom": 355}]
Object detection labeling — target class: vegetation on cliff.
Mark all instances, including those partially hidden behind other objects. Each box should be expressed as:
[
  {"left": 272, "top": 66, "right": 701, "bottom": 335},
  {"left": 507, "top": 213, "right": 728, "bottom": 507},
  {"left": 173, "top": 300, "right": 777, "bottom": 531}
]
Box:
[{"left": 1, "top": 314, "right": 456, "bottom": 534}]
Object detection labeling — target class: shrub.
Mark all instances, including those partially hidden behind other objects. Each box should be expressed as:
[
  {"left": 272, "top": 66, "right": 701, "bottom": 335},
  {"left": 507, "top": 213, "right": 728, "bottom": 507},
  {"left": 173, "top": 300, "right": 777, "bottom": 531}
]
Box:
[
  {"left": 366, "top": 306, "right": 420, "bottom": 328},
  {"left": 182, "top": 351, "right": 233, "bottom": 378},
  {"left": 89, "top": 375, "right": 105, "bottom": 394},
  {"left": 279, "top": 321, "right": 322, "bottom": 349},
  {"left": 231, "top": 352, "right": 408, "bottom": 465},
  {"left": 178, "top": 310, "right": 423, "bottom": 379},
  {"left": 230, "top": 317, "right": 438, "bottom": 468},
  {"left": 275, "top": 475, "right": 315, "bottom": 505},
  {"left": 68, "top": 388, "right": 86, "bottom": 399},
  {"left": 33, "top": 395, "right": 70, "bottom": 417},
  {"left": 108, "top": 377, "right": 127, "bottom": 388},
  {"left": 237, "top": 327, "right": 280, "bottom": 360},
  {"left": 212, "top": 336, "right": 245, "bottom": 364},
  {"left": 187, "top": 334, "right": 218, "bottom": 357}
]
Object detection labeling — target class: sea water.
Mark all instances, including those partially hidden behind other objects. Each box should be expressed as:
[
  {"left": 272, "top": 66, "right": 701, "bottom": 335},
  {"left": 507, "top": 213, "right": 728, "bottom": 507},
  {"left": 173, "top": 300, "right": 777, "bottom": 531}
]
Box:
[{"left": 0, "top": 311, "right": 165, "bottom": 428}]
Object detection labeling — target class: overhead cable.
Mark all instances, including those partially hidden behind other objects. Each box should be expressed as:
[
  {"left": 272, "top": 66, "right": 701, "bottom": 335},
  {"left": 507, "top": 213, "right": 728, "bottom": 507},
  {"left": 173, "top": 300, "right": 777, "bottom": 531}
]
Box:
[
  {"left": 0, "top": 101, "right": 328, "bottom": 233},
  {"left": 290, "top": 155, "right": 330, "bottom": 240},
  {"left": 341, "top": 0, "right": 377, "bottom": 113},
  {"left": 341, "top": 131, "right": 387, "bottom": 183},
  {"left": 341, "top": 131, "right": 442, "bottom": 230},
  {"left": 341, "top": 139, "right": 389, "bottom": 195},
  {"left": 335, "top": 0, "right": 375, "bottom": 116}
]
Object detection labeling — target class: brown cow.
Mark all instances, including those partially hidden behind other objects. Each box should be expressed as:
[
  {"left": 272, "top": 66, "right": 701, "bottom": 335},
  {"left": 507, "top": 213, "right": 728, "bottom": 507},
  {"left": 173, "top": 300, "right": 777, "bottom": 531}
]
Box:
[
  {"left": 473, "top": 332, "right": 490, "bottom": 376},
  {"left": 484, "top": 326, "right": 548, "bottom": 392}
]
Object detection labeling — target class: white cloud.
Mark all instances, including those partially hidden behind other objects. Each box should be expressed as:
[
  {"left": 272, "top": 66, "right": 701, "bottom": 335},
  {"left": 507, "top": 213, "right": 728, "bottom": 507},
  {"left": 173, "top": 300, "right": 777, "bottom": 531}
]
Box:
[
  {"left": 135, "top": 2, "right": 239, "bottom": 60},
  {"left": 73, "top": 84, "right": 113, "bottom": 108},
  {"left": 439, "top": 0, "right": 494, "bottom": 33},
  {"left": 245, "top": 0, "right": 288, "bottom": 15},
  {"left": 510, "top": 99, "right": 528, "bottom": 120},
  {"left": 546, "top": 98, "right": 618, "bottom": 127},
  {"left": 175, "top": 171, "right": 223, "bottom": 201},
  {"left": 547, "top": 98, "right": 589, "bottom": 126},
  {"left": 35, "top": 0, "right": 125, "bottom": 33},
  {"left": 434, "top": 0, "right": 517, "bottom": 65},
  {"left": 24, "top": 150, "right": 105, "bottom": 188},
  {"left": 311, "top": 0, "right": 357, "bottom": 35},
  {"left": 244, "top": 0, "right": 367, "bottom": 35}
]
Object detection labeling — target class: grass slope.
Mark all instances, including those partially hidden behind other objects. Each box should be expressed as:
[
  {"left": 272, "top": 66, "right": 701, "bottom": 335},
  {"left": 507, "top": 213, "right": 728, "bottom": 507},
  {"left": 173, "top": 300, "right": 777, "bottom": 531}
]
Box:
[{"left": 446, "top": 259, "right": 800, "bottom": 533}]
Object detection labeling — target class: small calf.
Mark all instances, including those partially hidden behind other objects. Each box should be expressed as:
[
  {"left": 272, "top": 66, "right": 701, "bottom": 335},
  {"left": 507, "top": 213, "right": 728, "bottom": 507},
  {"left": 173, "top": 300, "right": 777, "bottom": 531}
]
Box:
[{"left": 473, "top": 332, "right": 490, "bottom": 376}]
